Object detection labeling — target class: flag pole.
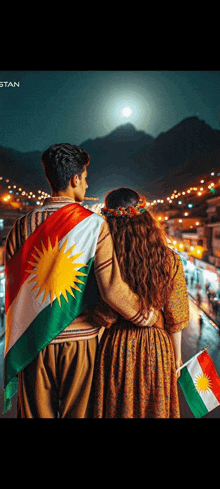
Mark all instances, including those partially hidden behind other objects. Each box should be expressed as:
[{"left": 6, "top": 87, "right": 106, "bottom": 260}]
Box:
[{"left": 176, "top": 346, "right": 209, "bottom": 374}]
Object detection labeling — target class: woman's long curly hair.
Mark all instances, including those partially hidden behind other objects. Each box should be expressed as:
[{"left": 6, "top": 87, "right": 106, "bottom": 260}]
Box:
[{"left": 105, "top": 188, "right": 176, "bottom": 314}]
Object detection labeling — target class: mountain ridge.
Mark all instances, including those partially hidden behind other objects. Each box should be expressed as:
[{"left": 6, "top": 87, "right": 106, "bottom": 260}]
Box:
[{"left": 1, "top": 117, "right": 220, "bottom": 200}]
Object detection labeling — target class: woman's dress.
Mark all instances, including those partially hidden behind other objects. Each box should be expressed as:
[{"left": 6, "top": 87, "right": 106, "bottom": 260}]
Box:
[{"left": 90, "top": 252, "right": 189, "bottom": 418}]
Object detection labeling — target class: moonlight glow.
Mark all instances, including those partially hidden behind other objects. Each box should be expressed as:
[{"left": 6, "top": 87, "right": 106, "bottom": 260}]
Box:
[
  {"left": 100, "top": 90, "right": 151, "bottom": 131},
  {"left": 122, "top": 106, "right": 132, "bottom": 118}
]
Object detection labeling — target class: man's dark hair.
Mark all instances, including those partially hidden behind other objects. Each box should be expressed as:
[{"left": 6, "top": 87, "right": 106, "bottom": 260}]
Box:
[{"left": 41, "top": 143, "right": 90, "bottom": 193}]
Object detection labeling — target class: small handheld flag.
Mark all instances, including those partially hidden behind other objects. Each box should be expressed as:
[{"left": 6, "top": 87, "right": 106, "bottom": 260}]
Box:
[{"left": 178, "top": 347, "right": 220, "bottom": 418}]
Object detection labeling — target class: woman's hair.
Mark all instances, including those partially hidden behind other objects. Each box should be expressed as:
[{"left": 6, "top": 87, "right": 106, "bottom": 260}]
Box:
[
  {"left": 41, "top": 143, "right": 90, "bottom": 193},
  {"left": 105, "top": 187, "right": 176, "bottom": 313}
]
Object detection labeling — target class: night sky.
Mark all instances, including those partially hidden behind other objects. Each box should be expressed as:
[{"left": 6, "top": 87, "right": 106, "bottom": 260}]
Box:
[{"left": 1, "top": 70, "right": 220, "bottom": 153}]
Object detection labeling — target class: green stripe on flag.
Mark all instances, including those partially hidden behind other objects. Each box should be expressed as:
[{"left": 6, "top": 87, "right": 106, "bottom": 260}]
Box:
[
  {"left": 178, "top": 366, "right": 208, "bottom": 418},
  {"left": 3, "top": 258, "right": 99, "bottom": 413}
]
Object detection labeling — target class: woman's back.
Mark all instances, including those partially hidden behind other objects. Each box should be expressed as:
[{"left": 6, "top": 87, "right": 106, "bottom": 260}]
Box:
[
  {"left": 102, "top": 187, "right": 177, "bottom": 314},
  {"left": 90, "top": 187, "right": 189, "bottom": 418}
]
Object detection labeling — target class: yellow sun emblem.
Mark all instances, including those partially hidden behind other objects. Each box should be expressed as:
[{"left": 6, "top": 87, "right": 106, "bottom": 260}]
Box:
[
  {"left": 195, "top": 374, "right": 212, "bottom": 394},
  {"left": 25, "top": 236, "right": 88, "bottom": 306}
]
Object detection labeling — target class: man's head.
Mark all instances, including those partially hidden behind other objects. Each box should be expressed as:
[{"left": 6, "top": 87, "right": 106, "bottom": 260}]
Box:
[{"left": 41, "top": 143, "right": 89, "bottom": 202}]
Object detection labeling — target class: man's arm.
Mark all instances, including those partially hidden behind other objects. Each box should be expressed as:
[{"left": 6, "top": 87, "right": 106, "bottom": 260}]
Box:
[{"left": 94, "top": 220, "right": 158, "bottom": 327}]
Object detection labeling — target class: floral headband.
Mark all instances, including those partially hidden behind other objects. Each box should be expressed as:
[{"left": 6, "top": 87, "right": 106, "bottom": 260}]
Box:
[{"left": 101, "top": 196, "right": 147, "bottom": 218}]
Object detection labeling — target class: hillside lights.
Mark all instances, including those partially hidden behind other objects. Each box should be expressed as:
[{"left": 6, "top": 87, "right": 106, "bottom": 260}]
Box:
[{"left": 189, "top": 245, "right": 206, "bottom": 258}]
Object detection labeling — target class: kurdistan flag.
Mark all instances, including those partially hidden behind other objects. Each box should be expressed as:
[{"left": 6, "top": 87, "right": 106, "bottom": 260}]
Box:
[
  {"left": 178, "top": 350, "right": 220, "bottom": 418},
  {"left": 4, "top": 203, "right": 103, "bottom": 413}
]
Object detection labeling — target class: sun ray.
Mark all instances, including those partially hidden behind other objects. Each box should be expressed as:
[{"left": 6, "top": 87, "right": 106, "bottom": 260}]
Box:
[
  {"left": 73, "top": 277, "right": 86, "bottom": 285},
  {"left": 47, "top": 236, "right": 53, "bottom": 253},
  {"left": 41, "top": 287, "right": 50, "bottom": 305},
  {"left": 71, "top": 282, "right": 82, "bottom": 292},
  {"left": 69, "top": 251, "right": 84, "bottom": 261},
  {"left": 34, "top": 246, "right": 43, "bottom": 257},
  {"left": 26, "top": 236, "right": 88, "bottom": 307},
  {"left": 34, "top": 283, "right": 46, "bottom": 297},
  {"left": 28, "top": 276, "right": 38, "bottom": 285},
  {"left": 25, "top": 269, "right": 37, "bottom": 275},
  {"left": 59, "top": 238, "right": 69, "bottom": 254},
  {"left": 71, "top": 264, "right": 88, "bottom": 271},
  {"left": 31, "top": 253, "right": 40, "bottom": 261},
  {"left": 27, "top": 260, "right": 38, "bottom": 267},
  {"left": 41, "top": 240, "right": 47, "bottom": 254},
  {"left": 61, "top": 289, "right": 68, "bottom": 302}
]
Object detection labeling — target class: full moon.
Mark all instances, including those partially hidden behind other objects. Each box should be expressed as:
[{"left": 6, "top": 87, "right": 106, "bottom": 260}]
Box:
[{"left": 122, "top": 106, "right": 132, "bottom": 117}]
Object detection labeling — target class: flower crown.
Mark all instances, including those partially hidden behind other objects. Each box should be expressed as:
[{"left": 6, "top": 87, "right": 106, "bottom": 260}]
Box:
[{"left": 101, "top": 196, "right": 147, "bottom": 218}]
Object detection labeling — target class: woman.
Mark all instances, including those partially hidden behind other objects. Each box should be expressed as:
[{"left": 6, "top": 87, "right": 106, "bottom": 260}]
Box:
[{"left": 90, "top": 188, "right": 189, "bottom": 418}]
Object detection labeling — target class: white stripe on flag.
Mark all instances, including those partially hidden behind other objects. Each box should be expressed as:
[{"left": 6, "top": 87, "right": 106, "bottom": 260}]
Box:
[
  {"left": 57, "top": 214, "right": 103, "bottom": 264},
  {"left": 5, "top": 277, "right": 51, "bottom": 356},
  {"left": 187, "top": 357, "right": 219, "bottom": 412}
]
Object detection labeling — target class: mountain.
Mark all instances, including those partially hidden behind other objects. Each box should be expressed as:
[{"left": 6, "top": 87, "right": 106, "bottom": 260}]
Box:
[
  {"left": 0, "top": 146, "right": 51, "bottom": 193},
  {"left": 1, "top": 118, "right": 220, "bottom": 201},
  {"left": 134, "top": 116, "right": 220, "bottom": 198},
  {"left": 79, "top": 123, "right": 155, "bottom": 197},
  {"left": 0, "top": 123, "right": 155, "bottom": 198},
  {"left": 147, "top": 147, "right": 220, "bottom": 199},
  {"left": 101, "top": 123, "right": 154, "bottom": 144}
]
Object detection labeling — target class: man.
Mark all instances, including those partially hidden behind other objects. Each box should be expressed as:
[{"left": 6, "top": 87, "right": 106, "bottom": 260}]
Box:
[{"left": 4, "top": 143, "right": 157, "bottom": 418}]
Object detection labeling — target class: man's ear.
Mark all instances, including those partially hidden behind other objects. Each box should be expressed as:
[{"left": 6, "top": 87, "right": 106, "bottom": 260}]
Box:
[{"left": 71, "top": 174, "right": 79, "bottom": 188}]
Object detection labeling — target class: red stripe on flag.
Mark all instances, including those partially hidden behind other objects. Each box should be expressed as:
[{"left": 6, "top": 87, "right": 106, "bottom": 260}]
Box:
[
  {"left": 197, "top": 351, "right": 220, "bottom": 402},
  {"left": 5, "top": 203, "right": 92, "bottom": 311}
]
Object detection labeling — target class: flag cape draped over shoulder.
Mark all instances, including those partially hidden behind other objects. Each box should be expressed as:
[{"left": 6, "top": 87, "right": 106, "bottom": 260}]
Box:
[
  {"left": 178, "top": 350, "right": 220, "bottom": 418},
  {"left": 4, "top": 203, "right": 103, "bottom": 413}
]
